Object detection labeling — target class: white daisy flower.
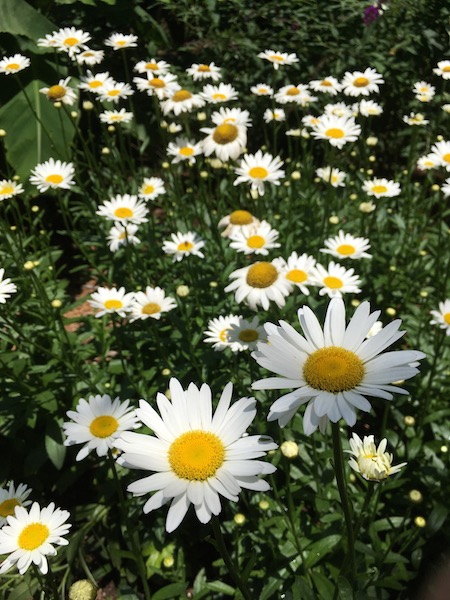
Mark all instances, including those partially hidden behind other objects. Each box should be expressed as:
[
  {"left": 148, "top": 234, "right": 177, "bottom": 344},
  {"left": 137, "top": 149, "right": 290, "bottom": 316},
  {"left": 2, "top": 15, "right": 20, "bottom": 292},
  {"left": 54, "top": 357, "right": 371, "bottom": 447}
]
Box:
[
  {"left": 429, "top": 140, "right": 450, "bottom": 171},
  {"left": 63, "top": 395, "right": 140, "bottom": 461},
  {"left": 362, "top": 178, "right": 401, "bottom": 198},
  {"left": 250, "top": 83, "right": 274, "bottom": 96},
  {"left": 311, "top": 114, "right": 361, "bottom": 149},
  {"left": 133, "top": 73, "right": 179, "bottom": 99},
  {"left": 274, "top": 84, "right": 310, "bottom": 105},
  {"left": 0, "top": 54, "right": 30, "bottom": 75},
  {"left": 433, "top": 60, "right": 450, "bottom": 80},
  {"left": 341, "top": 68, "right": 384, "bottom": 97},
  {"left": 225, "top": 260, "right": 293, "bottom": 311},
  {"left": 251, "top": 297, "right": 426, "bottom": 432},
  {"left": 310, "top": 261, "right": 362, "bottom": 298},
  {"left": 413, "top": 81, "right": 435, "bottom": 102},
  {"left": 211, "top": 106, "right": 252, "bottom": 128},
  {"left": 96, "top": 194, "right": 148, "bottom": 224},
  {"left": 316, "top": 167, "right": 347, "bottom": 187},
  {"left": 134, "top": 58, "right": 170, "bottom": 75},
  {"left": 162, "top": 231, "right": 205, "bottom": 262},
  {"left": 0, "top": 483, "right": 32, "bottom": 527},
  {"left": 403, "top": 113, "right": 429, "bottom": 126},
  {"left": 441, "top": 178, "right": 450, "bottom": 197},
  {"left": 309, "top": 76, "right": 342, "bottom": 95},
  {"left": 138, "top": 177, "right": 166, "bottom": 201},
  {"left": 29, "top": 158, "right": 75, "bottom": 193},
  {"left": 53, "top": 27, "right": 91, "bottom": 56},
  {"left": 0, "top": 269, "right": 17, "bottom": 303},
  {"left": 37, "top": 33, "right": 58, "bottom": 48},
  {"left": 129, "top": 286, "right": 176, "bottom": 322},
  {"left": 229, "top": 220, "right": 280, "bottom": 256},
  {"left": 218, "top": 209, "right": 260, "bottom": 238},
  {"left": 357, "top": 99, "right": 383, "bottom": 117},
  {"left": 321, "top": 231, "right": 371, "bottom": 260},
  {"left": 105, "top": 33, "right": 138, "bottom": 50},
  {"left": 186, "top": 62, "right": 221, "bottom": 81},
  {"left": 99, "top": 108, "right": 133, "bottom": 124},
  {"left": 0, "top": 502, "right": 71, "bottom": 575},
  {"left": 417, "top": 154, "right": 439, "bottom": 171},
  {"left": 257, "top": 50, "right": 299, "bottom": 70},
  {"left": 204, "top": 314, "right": 241, "bottom": 351},
  {"left": 286, "top": 128, "right": 303, "bottom": 137},
  {"left": 234, "top": 150, "right": 285, "bottom": 197},
  {"left": 167, "top": 137, "right": 203, "bottom": 165},
  {"left": 430, "top": 299, "right": 450, "bottom": 335},
  {"left": 114, "top": 378, "right": 277, "bottom": 532},
  {"left": 97, "top": 81, "right": 134, "bottom": 103},
  {"left": 200, "top": 83, "right": 238, "bottom": 104},
  {"left": 302, "top": 115, "right": 321, "bottom": 129},
  {"left": 39, "top": 77, "right": 77, "bottom": 105},
  {"left": 107, "top": 223, "right": 140, "bottom": 252},
  {"left": 201, "top": 111, "right": 249, "bottom": 162},
  {"left": 442, "top": 104, "right": 450, "bottom": 113},
  {"left": 227, "top": 316, "right": 268, "bottom": 352},
  {"left": 263, "top": 108, "right": 286, "bottom": 123},
  {"left": 347, "top": 433, "right": 406, "bottom": 481},
  {"left": 78, "top": 70, "right": 114, "bottom": 93},
  {"left": 273, "top": 252, "right": 316, "bottom": 296},
  {"left": 324, "top": 102, "right": 354, "bottom": 118},
  {"left": 75, "top": 48, "right": 105, "bottom": 65},
  {"left": 0, "top": 180, "right": 24, "bottom": 201},
  {"left": 88, "top": 286, "right": 134, "bottom": 318},
  {"left": 366, "top": 321, "right": 383, "bottom": 338},
  {"left": 161, "top": 89, "right": 205, "bottom": 116}
]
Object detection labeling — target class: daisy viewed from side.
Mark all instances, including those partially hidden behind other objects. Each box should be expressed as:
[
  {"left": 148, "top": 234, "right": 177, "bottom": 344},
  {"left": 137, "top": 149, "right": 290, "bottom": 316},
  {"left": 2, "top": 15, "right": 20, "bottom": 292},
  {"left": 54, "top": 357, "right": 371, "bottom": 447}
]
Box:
[
  {"left": 324, "top": 102, "right": 354, "bottom": 118},
  {"left": 442, "top": 178, "right": 450, "bottom": 197},
  {"left": 316, "top": 167, "right": 347, "bottom": 187},
  {"left": 99, "top": 108, "right": 133, "bottom": 124},
  {"left": 413, "top": 81, "right": 435, "bottom": 102},
  {"left": 96, "top": 194, "right": 148, "bottom": 224},
  {"left": 114, "top": 378, "right": 277, "bottom": 532},
  {"left": 362, "top": 178, "right": 401, "bottom": 198},
  {"left": 274, "top": 84, "right": 311, "bottom": 105},
  {"left": 251, "top": 297, "right": 425, "bottom": 433},
  {"left": 39, "top": 77, "right": 77, "bottom": 105},
  {"left": 218, "top": 209, "right": 260, "bottom": 238},
  {"left": 138, "top": 177, "right": 166, "bottom": 201},
  {"left": 29, "top": 158, "right": 75, "bottom": 193},
  {"left": 357, "top": 99, "right": 383, "bottom": 117},
  {"left": 263, "top": 108, "right": 286, "bottom": 123},
  {"left": 105, "top": 33, "right": 138, "bottom": 50},
  {"left": 186, "top": 62, "right": 222, "bottom": 81},
  {"left": 433, "top": 60, "right": 450, "bottom": 80},
  {"left": 341, "top": 68, "right": 384, "bottom": 97},
  {"left": 227, "top": 316, "right": 268, "bottom": 352},
  {"left": 204, "top": 315, "right": 241, "bottom": 351},
  {"left": 429, "top": 140, "right": 450, "bottom": 171},
  {"left": 348, "top": 433, "right": 406, "bottom": 481},
  {"left": 320, "top": 231, "right": 372, "bottom": 260},
  {"left": 88, "top": 286, "right": 134, "bottom": 318},
  {"left": 0, "top": 483, "right": 32, "bottom": 526},
  {"left": 250, "top": 83, "right": 274, "bottom": 97},
  {"left": 97, "top": 81, "right": 134, "bottom": 103},
  {"left": 201, "top": 107, "right": 251, "bottom": 162},
  {"left": 311, "top": 114, "right": 361, "bottom": 149},
  {"left": 0, "top": 269, "right": 17, "bottom": 303},
  {"left": 273, "top": 252, "right": 316, "bottom": 296},
  {"left": 162, "top": 232, "right": 205, "bottom": 262},
  {"left": 229, "top": 220, "right": 280, "bottom": 256},
  {"left": 0, "top": 180, "right": 24, "bottom": 200},
  {"left": 0, "top": 502, "right": 71, "bottom": 575},
  {"left": 309, "top": 76, "right": 342, "bottom": 95},
  {"left": 430, "top": 300, "right": 450, "bottom": 335},
  {"left": 403, "top": 113, "right": 429, "bottom": 126},
  {"left": 129, "top": 287, "right": 177, "bottom": 322},
  {"left": 107, "top": 223, "right": 140, "bottom": 253},
  {"left": 78, "top": 70, "right": 114, "bottom": 93},
  {"left": 133, "top": 73, "right": 179, "bottom": 99},
  {"left": 0, "top": 54, "right": 30, "bottom": 75},
  {"left": 161, "top": 89, "right": 205, "bottom": 116},
  {"left": 234, "top": 150, "right": 285, "bottom": 196},
  {"left": 200, "top": 83, "right": 238, "bottom": 104},
  {"left": 76, "top": 48, "right": 105, "bottom": 66},
  {"left": 63, "top": 395, "right": 140, "bottom": 461},
  {"left": 167, "top": 137, "right": 203, "bottom": 165},
  {"left": 134, "top": 58, "right": 170, "bottom": 75},
  {"left": 310, "top": 261, "right": 362, "bottom": 298},
  {"left": 257, "top": 50, "right": 299, "bottom": 70},
  {"left": 417, "top": 154, "right": 439, "bottom": 171}
]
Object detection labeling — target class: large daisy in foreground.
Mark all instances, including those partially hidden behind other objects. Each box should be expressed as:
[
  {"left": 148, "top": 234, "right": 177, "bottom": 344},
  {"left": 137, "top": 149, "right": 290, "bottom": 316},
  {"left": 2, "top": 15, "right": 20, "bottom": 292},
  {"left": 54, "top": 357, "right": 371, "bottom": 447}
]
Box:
[
  {"left": 115, "top": 379, "right": 277, "bottom": 532},
  {"left": 251, "top": 298, "right": 425, "bottom": 434}
]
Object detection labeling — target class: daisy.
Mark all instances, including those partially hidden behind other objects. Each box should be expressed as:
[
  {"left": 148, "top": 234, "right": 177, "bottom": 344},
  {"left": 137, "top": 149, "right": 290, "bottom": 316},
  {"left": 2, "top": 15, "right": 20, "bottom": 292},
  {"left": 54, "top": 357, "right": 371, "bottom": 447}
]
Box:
[
  {"left": 99, "top": 108, "right": 133, "bottom": 124},
  {"left": 429, "top": 140, "right": 450, "bottom": 171},
  {"left": 88, "top": 286, "right": 134, "bottom": 318},
  {"left": 204, "top": 315, "right": 241, "bottom": 351},
  {"left": 403, "top": 113, "right": 429, "bottom": 126},
  {"left": 107, "top": 223, "right": 140, "bottom": 252},
  {"left": 0, "top": 54, "right": 30, "bottom": 75},
  {"left": 161, "top": 89, "right": 205, "bottom": 116},
  {"left": 227, "top": 316, "right": 267, "bottom": 352},
  {"left": 362, "top": 178, "right": 401, "bottom": 198},
  {"left": 186, "top": 62, "right": 221, "bottom": 81},
  {"left": 134, "top": 58, "right": 170, "bottom": 75},
  {"left": 39, "top": 77, "right": 77, "bottom": 105},
  {"left": 302, "top": 115, "right": 321, "bottom": 129},
  {"left": 96, "top": 194, "right": 148, "bottom": 224},
  {"left": 201, "top": 112, "right": 249, "bottom": 162},
  {"left": 129, "top": 286, "right": 176, "bottom": 322},
  {"left": 138, "top": 177, "right": 165, "bottom": 201},
  {"left": 97, "top": 81, "right": 134, "bottom": 103},
  {"left": 75, "top": 48, "right": 105, "bottom": 65},
  {"left": 0, "top": 269, "right": 17, "bottom": 303},
  {"left": 341, "top": 68, "right": 384, "bottom": 96},
  {"left": 316, "top": 167, "right": 347, "bottom": 187},
  {"left": 274, "top": 84, "right": 310, "bottom": 105},
  {"left": 78, "top": 70, "right": 114, "bottom": 93},
  {"left": 105, "top": 33, "right": 138, "bottom": 50},
  {"left": 348, "top": 433, "right": 406, "bottom": 481},
  {"left": 225, "top": 260, "right": 292, "bottom": 311},
  {"left": 257, "top": 50, "right": 299, "bottom": 70},
  {"left": 29, "top": 158, "right": 75, "bottom": 193},
  {"left": 0, "top": 502, "right": 71, "bottom": 575},
  {"left": 321, "top": 231, "right": 371, "bottom": 260},
  {"left": 200, "top": 83, "right": 238, "bottom": 104},
  {"left": 234, "top": 150, "right": 285, "bottom": 197},
  {"left": 324, "top": 102, "right": 354, "bottom": 118},
  {"left": 311, "top": 114, "right": 361, "bottom": 149},
  {"left": 433, "top": 60, "right": 450, "bottom": 79},
  {"left": 273, "top": 252, "right": 316, "bottom": 296},
  {"left": 357, "top": 99, "right": 383, "bottom": 117},
  {"left": 218, "top": 209, "right": 260, "bottom": 238},
  {"left": 162, "top": 231, "right": 205, "bottom": 262},
  {"left": 0, "top": 179, "right": 24, "bottom": 200},
  {"left": 250, "top": 83, "right": 274, "bottom": 96},
  {"left": 63, "top": 395, "right": 140, "bottom": 461},
  {"left": 311, "top": 261, "right": 362, "bottom": 298},
  {"left": 417, "top": 154, "right": 439, "bottom": 171},
  {"left": 263, "top": 108, "right": 286, "bottom": 123},
  {"left": 133, "top": 73, "right": 179, "bottom": 99},
  {"left": 441, "top": 178, "right": 450, "bottom": 197},
  {"left": 309, "top": 76, "right": 342, "bottom": 95},
  {"left": 413, "top": 81, "right": 435, "bottom": 102},
  {"left": 167, "top": 137, "right": 203, "bottom": 165},
  {"left": 229, "top": 220, "right": 280, "bottom": 256},
  {"left": 251, "top": 297, "right": 425, "bottom": 432},
  {"left": 53, "top": 27, "right": 91, "bottom": 56},
  {"left": 210, "top": 106, "right": 252, "bottom": 128},
  {"left": 0, "top": 483, "right": 32, "bottom": 526},
  {"left": 114, "top": 378, "right": 277, "bottom": 532},
  {"left": 37, "top": 33, "right": 58, "bottom": 48},
  {"left": 430, "top": 300, "right": 450, "bottom": 335}
]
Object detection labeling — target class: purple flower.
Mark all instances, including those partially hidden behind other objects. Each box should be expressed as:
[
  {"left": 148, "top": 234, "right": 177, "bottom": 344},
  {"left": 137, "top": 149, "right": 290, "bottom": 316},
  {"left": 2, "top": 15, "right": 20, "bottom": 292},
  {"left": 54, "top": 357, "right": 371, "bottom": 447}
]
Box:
[{"left": 363, "top": 4, "right": 381, "bottom": 25}]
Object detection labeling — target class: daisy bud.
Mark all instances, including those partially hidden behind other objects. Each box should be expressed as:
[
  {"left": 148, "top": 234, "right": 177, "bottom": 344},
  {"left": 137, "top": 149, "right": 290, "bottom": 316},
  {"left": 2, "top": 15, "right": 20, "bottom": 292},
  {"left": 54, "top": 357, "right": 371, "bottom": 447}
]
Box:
[
  {"left": 69, "top": 580, "right": 97, "bottom": 600},
  {"left": 409, "top": 490, "right": 423, "bottom": 503},
  {"left": 10, "top": 226, "right": 16, "bottom": 231},
  {"left": 13, "top": 175, "right": 20, "bottom": 181},
  {"left": 350, "top": 193, "right": 358, "bottom": 200},
  {"left": 359, "top": 201, "right": 376, "bottom": 213},
  {"left": 431, "top": 184, "right": 440, "bottom": 192},
  {"left": 329, "top": 215, "right": 339, "bottom": 224},
  {"left": 234, "top": 513, "right": 246, "bottom": 526},
  {"left": 291, "top": 170, "right": 301, "bottom": 180},
  {"left": 160, "top": 120, "right": 168, "bottom": 128},
  {"left": 0, "top": 129, "right": 6, "bottom": 137},
  {"left": 31, "top": 205, "right": 39, "bottom": 212},
  {"left": 280, "top": 440, "right": 299, "bottom": 458},
  {"left": 162, "top": 161, "right": 170, "bottom": 169},
  {"left": 366, "top": 136, "right": 378, "bottom": 145},
  {"left": 437, "top": 134, "right": 444, "bottom": 141},
  {"left": 70, "top": 111, "right": 78, "bottom": 118},
  {"left": 368, "top": 155, "right": 376, "bottom": 162},
  {"left": 53, "top": 101, "right": 62, "bottom": 108},
  {"left": 101, "top": 147, "right": 110, "bottom": 155},
  {"left": 419, "top": 290, "right": 428, "bottom": 297},
  {"left": 389, "top": 265, "right": 396, "bottom": 271},
  {"left": 108, "top": 125, "right": 115, "bottom": 133},
  {"left": 176, "top": 284, "right": 190, "bottom": 297},
  {"left": 414, "top": 516, "right": 426, "bottom": 528},
  {"left": 197, "top": 111, "right": 207, "bottom": 121},
  {"left": 351, "top": 299, "right": 360, "bottom": 307},
  {"left": 162, "top": 368, "right": 171, "bottom": 376},
  {"left": 386, "top": 307, "right": 396, "bottom": 316},
  {"left": 200, "top": 171, "right": 208, "bottom": 178},
  {"left": 404, "top": 415, "right": 415, "bottom": 426},
  {"left": 82, "top": 100, "right": 94, "bottom": 110},
  {"left": 163, "top": 556, "right": 174, "bottom": 568},
  {"left": 209, "top": 281, "right": 218, "bottom": 287},
  {"left": 24, "top": 261, "right": 35, "bottom": 270},
  {"left": 366, "top": 169, "right": 374, "bottom": 175},
  {"left": 51, "top": 299, "right": 62, "bottom": 308},
  {"left": 441, "top": 445, "right": 448, "bottom": 453},
  {"left": 259, "top": 500, "right": 270, "bottom": 510}
]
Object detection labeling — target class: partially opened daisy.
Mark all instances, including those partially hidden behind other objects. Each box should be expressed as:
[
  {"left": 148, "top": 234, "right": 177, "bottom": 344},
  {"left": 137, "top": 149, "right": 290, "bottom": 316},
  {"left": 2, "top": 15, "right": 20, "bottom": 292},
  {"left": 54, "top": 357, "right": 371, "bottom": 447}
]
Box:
[
  {"left": 40, "top": 77, "right": 77, "bottom": 105},
  {"left": 229, "top": 220, "right": 280, "bottom": 256},
  {"left": 162, "top": 231, "right": 205, "bottom": 262},
  {"left": 433, "top": 60, "right": 450, "bottom": 80},
  {"left": 218, "top": 209, "right": 260, "bottom": 238},
  {"left": 263, "top": 108, "right": 286, "bottom": 123},
  {"left": 227, "top": 316, "right": 267, "bottom": 352},
  {"left": 362, "top": 178, "right": 401, "bottom": 198},
  {"left": 0, "top": 54, "right": 30, "bottom": 75},
  {"left": 63, "top": 395, "right": 140, "bottom": 461},
  {"left": 250, "top": 83, "right": 274, "bottom": 97},
  {"left": 204, "top": 315, "right": 241, "bottom": 351},
  {"left": 107, "top": 223, "right": 140, "bottom": 252},
  {"left": 114, "top": 378, "right": 277, "bottom": 532},
  {"left": 341, "top": 68, "right": 384, "bottom": 97},
  {"left": 29, "top": 158, "right": 75, "bottom": 193},
  {"left": 274, "top": 84, "right": 310, "bottom": 105},
  {"left": 129, "top": 286, "right": 177, "bottom": 322},
  {"left": 167, "top": 137, "right": 203, "bottom": 165},
  {"left": 186, "top": 62, "right": 221, "bottom": 81},
  {"left": 309, "top": 76, "right": 342, "bottom": 95},
  {"left": 0, "top": 179, "right": 24, "bottom": 201},
  {"left": 161, "top": 89, "right": 205, "bottom": 116},
  {"left": 310, "top": 261, "right": 362, "bottom": 298},
  {"left": 88, "top": 286, "right": 134, "bottom": 318},
  {"left": 324, "top": 102, "right": 354, "bottom": 118},
  {"left": 0, "top": 269, "right": 17, "bottom": 303},
  {"left": 134, "top": 58, "right": 170, "bottom": 75},
  {"left": 0, "top": 502, "right": 71, "bottom": 575},
  {"left": 320, "top": 231, "right": 371, "bottom": 260},
  {"left": 96, "top": 194, "right": 148, "bottom": 224},
  {"left": 258, "top": 50, "right": 299, "bottom": 70},
  {"left": 357, "top": 99, "right": 383, "bottom": 117},
  {"left": 311, "top": 114, "right": 361, "bottom": 149},
  {"left": 234, "top": 150, "right": 285, "bottom": 196},
  {"left": 348, "top": 433, "right": 406, "bottom": 481},
  {"left": 403, "top": 112, "right": 429, "bottom": 126},
  {"left": 251, "top": 297, "right": 425, "bottom": 433},
  {"left": 100, "top": 108, "right": 133, "bottom": 124},
  {"left": 273, "top": 252, "right": 316, "bottom": 296},
  {"left": 316, "top": 167, "right": 347, "bottom": 187},
  {"left": 413, "top": 81, "right": 435, "bottom": 102},
  {"left": 105, "top": 33, "right": 138, "bottom": 50},
  {"left": 430, "top": 300, "right": 450, "bottom": 335},
  {"left": 53, "top": 27, "right": 90, "bottom": 56},
  {"left": 76, "top": 48, "right": 105, "bottom": 66},
  {"left": 0, "top": 482, "right": 32, "bottom": 526},
  {"left": 138, "top": 176, "right": 166, "bottom": 201},
  {"left": 200, "top": 83, "right": 238, "bottom": 104}
]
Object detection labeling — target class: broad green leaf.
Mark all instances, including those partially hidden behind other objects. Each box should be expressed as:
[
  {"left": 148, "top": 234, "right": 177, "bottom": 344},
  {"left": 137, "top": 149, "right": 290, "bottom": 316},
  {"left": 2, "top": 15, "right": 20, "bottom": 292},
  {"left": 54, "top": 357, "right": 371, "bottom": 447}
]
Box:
[
  {"left": 304, "top": 534, "right": 341, "bottom": 568},
  {"left": 45, "top": 434, "right": 66, "bottom": 470},
  {"left": 152, "top": 583, "right": 188, "bottom": 600},
  {"left": 0, "top": 0, "right": 54, "bottom": 39}
]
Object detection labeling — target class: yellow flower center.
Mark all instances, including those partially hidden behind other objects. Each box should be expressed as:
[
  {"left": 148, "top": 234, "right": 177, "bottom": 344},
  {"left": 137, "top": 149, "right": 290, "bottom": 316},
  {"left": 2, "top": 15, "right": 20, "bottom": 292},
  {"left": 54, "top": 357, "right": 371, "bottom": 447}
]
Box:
[
  {"left": 238, "top": 329, "right": 259, "bottom": 342},
  {"left": 110, "top": 115, "right": 123, "bottom": 122},
  {"left": 45, "top": 174, "right": 64, "bottom": 184},
  {"left": 177, "top": 241, "right": 194, "bottom": 252},
  {"left": 371, "top": 185, "right": 387, "bottom": 194},
  {"left": 321, "top": 79, "right": 332, "bottom": 87},
  {"left": 258, "top": 88, "right": 268, "bottom": 93},
  {"left": 212, "top": 93, "right": 227, "bottom": 101},
  {"left": 89, "top": 80, "right": 103, "bottom": 88},
  {"left": 18, "top": 523, "right": 50, "bottom": 551},
  {"left": 270, "top": 54, "right": 284, "bottom": 61},
  {"left": 286, "top": 269, "right": 307, "bottom": 283},
  {"left": 219, "top": 328, "right": 229, "bottom": 342},
  {"left": 325, "top": 128, "right": 344, "bottom": 139},
  {"left": 286, "top": 87, "right": 300, "bottom": 96},
  {"left": 169, "top": 430, "right": 225, "bottom": 481},
  {"left": 47, "top": 85, "right": 67, "bottom": 100},
  {"left": 108, "top": 90, "right": 120, "bottom": 97},
  {"left": 104, "top": 299, "right": 123, "bottom": 310},
  {"left": 198, "top": 64, "right": 211, "bottom": 72},
  {"left": 142, "top": 302, "right": 161, "bottom": 315},
  {"left": 443, "top": 66, "right": 450, "bottom": 73},
  {"left": 323, "top": 276, "right": 344, "bottom": 289},
  {"left": 336, "top": 244, "right": 356, "bottom": 256},
  {"left": 6, "top": 63, "right": 20, "bottom": 71},
  {"left": 114, "top": 207, "right": 133, "bottom": 219},
  {"left": 143, "top": 185, "right": 155, "bottom": 195},
  {"left": 213, "top": 124, "right": 239, "bottom": 144},
  {"left": 353, "top": 76, "right": 370, "bottom": 87},
  {"left": 64, "top": 37, "right": 79, "bottom": 47},
  {"left": 0, "top": 498, "right": 20, "bottom": 518},
  {"left": 0, "top": 185, "right": 15, "bottom": 196},
  {"left": 146, "top": 62, "right": 158, "bottom": 70},
  {"left": 179, "top": 146, "right": 194, "bottom": 156},
  {"left": 116, "top": 40, "right": 127, "bottom": 47},
  {"left": 247, "top": 235, "right": 265, "bottom": 249},
  {"left": 246, "top": 262, "right": 278, "bottom": 288},
  {"left": 172, "top": 90, "right": 192, "bottom": 102},
  {"left": 443, "top": 312, "right": 450, "bottom": 325},
  {"left": 89, "top": 415, "right": 119, "bottom": 438},
  {"left": 248, "top": 166, "right": 269, "bottom": 179},
  {"left": 303, "top": 346, "right": 365, "bottom": 393},
  {"left": 118, "top": 232, "right": 126, "bottom": 240},
  {"left": 230, "top": 209, "right": 253, "bottom": 225},
  {"left": 82, "top": 52, "right": 94, "bottom": 57},
  {"left": 442, "top": 153, "right": 450, "bottom": 163},
  {"left": 150, "top": 78, "right": 165, "bottom": 88}
]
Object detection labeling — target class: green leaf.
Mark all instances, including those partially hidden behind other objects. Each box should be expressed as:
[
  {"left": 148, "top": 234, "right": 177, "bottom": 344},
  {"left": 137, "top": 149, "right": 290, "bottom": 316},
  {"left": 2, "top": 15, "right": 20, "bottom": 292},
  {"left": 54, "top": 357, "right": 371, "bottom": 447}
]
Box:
[
  {"left": 205, "top": 581, "right": 236, "bottom": 595},
  {"left": 304, "top": 535, "right": 341, "bottom": 568},
  {"left": 0, "top": 0, "right": 54, "bottom": 39},
  {"left": 337, "top": 576, "right": 354, "bottom": 600},
  {"left": 151, "top": 583, "right": 187, "bottom": 600},
  {"left": 45, "top": 434, "right": 66, "bottom": 470}
]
